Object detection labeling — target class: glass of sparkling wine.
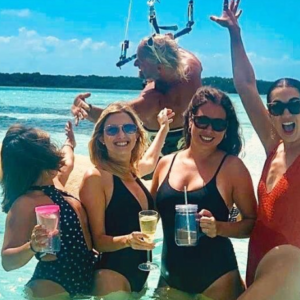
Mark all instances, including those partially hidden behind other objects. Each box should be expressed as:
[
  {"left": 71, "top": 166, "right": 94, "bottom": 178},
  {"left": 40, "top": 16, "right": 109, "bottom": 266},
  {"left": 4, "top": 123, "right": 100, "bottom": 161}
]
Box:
[{"left": 138, "top": 210, "right": 159, "bottom": 271}]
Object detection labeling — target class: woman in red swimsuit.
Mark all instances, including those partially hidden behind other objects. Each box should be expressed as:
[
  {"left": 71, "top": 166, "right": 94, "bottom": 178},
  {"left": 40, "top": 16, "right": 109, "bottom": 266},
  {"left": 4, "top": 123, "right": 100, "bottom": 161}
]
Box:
[{"left": 211, "top": 0, "right": 300, "bottom": 299}]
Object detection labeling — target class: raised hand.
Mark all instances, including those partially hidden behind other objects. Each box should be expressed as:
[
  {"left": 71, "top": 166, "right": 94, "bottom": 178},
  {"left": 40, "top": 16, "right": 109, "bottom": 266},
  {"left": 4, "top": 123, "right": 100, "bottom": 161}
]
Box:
[
  {"left": 64, "top": 121, "right": 76, "bottom": 149},
  {"left": 157, "top": 108, "right": 175, "bottom": 130},
  {"left": 210, "top": 0, "right": 242, "bottom": 29},
  {"left": 71, "top": 93, "right": 91, "bottom": 126}
]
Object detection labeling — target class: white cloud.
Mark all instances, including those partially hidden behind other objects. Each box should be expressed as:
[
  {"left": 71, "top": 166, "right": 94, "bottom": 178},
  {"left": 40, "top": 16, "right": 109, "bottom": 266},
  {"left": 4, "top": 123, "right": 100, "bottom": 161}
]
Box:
[
  {"left": 0, "top": 37, "right": 12, "bottom": 43},
  {"left": 1, "top": 27, "right": 299, "bottom": 79},
  {"left": 1, "top": 9, "right": 31, "bottom": 18},
  {"left": 0, "top": 27, "right": 124, "bottom": 76}
]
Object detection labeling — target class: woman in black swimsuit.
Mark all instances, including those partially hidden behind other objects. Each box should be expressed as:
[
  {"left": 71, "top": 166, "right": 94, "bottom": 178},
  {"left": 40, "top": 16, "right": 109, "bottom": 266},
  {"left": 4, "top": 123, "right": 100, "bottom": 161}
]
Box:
[
  {"left": 151, "top": 86, "right": 257, "bottom": 300},
  {"left": 79, "top": 103, "right": 173, "bottom": 298},
  {"left": 1, "top": 122, "right": 96, "bottom": 299}
]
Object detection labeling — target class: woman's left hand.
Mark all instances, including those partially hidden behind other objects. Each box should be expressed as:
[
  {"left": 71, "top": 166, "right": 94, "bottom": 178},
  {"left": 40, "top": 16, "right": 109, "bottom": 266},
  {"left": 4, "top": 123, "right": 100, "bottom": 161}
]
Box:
[{"left": 199, "top": 209, "right": 218, "bottom": 238}]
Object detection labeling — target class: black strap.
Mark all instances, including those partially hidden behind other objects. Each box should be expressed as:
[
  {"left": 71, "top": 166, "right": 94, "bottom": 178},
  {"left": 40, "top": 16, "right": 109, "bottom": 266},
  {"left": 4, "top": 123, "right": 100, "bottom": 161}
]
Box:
[
  {"left": 213, "top": 154, "right": 229, "bottom": 179},
  {"left": 166, "top": 153, "right": 178, "bottom": 179}
]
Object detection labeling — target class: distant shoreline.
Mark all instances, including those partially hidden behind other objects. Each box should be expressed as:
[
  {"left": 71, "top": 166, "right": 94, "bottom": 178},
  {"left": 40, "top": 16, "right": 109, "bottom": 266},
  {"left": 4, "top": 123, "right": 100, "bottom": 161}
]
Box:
[{"left": 0, "top": 72, "right": 273, "bottom": 94}]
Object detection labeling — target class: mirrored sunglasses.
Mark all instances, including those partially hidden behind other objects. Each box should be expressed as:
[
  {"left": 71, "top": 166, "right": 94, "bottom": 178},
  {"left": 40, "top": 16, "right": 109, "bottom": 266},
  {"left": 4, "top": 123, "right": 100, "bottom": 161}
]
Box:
[
  {"left": 192, "top": 115, "right": 228, "bottom": 132},
  {"left": 267, "top": 98, "right": 300, "bottom": 116},
  {"left": 104, "top": 123, "right": 138, "bottom": 136}
]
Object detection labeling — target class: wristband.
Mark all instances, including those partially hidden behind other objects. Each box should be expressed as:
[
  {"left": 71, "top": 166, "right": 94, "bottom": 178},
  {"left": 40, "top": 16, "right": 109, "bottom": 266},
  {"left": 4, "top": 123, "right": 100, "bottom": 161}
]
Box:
[
  {"left": 62, "top": 143, "right": 74, "bottom": 151},
  {"left": 29, "top": 241, "right": 38, "bottom": 253}
]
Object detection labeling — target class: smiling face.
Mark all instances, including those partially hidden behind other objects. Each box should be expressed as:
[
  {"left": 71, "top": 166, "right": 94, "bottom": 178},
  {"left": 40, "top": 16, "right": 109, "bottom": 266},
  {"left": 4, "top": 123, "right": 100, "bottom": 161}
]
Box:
[
  {"left": 190, "top": 101, "right": 227, "bottom": 149},
  {"left": 269, "top": 86, "right": 300, "bottom": 143},
  {"left": 102, "top": 112, "right": 138, "bottom": 159}
]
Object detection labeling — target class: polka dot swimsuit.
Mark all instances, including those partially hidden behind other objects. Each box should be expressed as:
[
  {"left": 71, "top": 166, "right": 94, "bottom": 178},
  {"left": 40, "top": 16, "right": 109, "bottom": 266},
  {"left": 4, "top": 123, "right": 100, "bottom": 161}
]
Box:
[{"left": 27, "top": 185, "right": 96, "bottom": 297}]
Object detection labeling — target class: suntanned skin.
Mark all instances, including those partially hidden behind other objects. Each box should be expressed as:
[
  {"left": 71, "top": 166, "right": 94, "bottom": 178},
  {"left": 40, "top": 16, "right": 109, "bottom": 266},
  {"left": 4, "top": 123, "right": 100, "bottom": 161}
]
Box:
[{"left": 72, "top": 43, "right": 202, "bottom": 131}]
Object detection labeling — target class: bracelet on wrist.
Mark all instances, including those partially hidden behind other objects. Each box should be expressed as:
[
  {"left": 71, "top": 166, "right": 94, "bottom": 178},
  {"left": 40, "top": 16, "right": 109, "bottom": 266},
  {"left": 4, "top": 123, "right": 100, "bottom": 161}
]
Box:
[
  {"left": 29, "top": 241, "right": 38, "bottom": 254},
  {"left": 62, "top": 143, "right": 74, "bottom": 151}
]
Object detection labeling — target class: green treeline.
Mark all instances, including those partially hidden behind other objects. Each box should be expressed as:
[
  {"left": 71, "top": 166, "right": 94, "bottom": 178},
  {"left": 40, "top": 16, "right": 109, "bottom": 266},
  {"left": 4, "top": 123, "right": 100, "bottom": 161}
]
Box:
[{"left": 0, "top": 72, "right": 273, "bottom": 94}]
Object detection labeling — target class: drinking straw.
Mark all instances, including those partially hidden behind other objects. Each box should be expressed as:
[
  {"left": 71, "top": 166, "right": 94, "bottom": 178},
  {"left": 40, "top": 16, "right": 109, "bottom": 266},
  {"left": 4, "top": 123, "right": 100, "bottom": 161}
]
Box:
[{"left": 184, "top": 186, "right": 191, "bottom": 244}]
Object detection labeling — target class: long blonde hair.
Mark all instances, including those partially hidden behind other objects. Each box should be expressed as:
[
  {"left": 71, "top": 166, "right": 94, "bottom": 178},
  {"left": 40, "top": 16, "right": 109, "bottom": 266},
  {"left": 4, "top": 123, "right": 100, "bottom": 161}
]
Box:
[
  {"left": 89, "top": 102, "right": 148, "bottom": 179},
  {"left": 140, "top": 34, "right": 187, "bottom": 81}
]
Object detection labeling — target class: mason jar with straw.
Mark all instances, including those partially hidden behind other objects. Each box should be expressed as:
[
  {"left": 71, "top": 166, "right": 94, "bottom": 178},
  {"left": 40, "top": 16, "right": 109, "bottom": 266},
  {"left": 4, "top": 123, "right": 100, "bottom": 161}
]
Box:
[{"left": 174, "top": 186, "right": 199, "bottom": 246}]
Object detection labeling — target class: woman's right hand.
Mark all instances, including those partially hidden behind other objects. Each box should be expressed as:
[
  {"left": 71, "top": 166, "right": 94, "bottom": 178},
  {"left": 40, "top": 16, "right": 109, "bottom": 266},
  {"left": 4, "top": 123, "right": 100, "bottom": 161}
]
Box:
[
  {"left": 126, "top": 232, "right": 155, "bottom": 251},
  {"left": 210, "top": 0, "right": 242, "bottom": 29},
  {"left": 30, "top": 225, "right": 50, "bottom": 253},
  {"left": 71, "top": 93, "right": 91, "bottom": 126},
  {"left": 157, "top": 108, "right": 174, "bottom": 131}
]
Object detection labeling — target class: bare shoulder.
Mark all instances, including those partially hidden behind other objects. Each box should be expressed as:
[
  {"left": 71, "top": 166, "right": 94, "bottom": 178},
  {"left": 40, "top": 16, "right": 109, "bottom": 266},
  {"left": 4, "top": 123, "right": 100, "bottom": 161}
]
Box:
[
  {"left": 9, "top": 195, "right": 35, "bottom": 214},
  {"left": 82, "top": 167, "right": 111, "bottom": 184},
  {"left": 222, "top": 155, "right": 249, "bottom": 176},
  {"left": 179, "top": 48, "right": 202, "bottom": 76},
  {"left": 155, "top": 153, "right": 177, "bottom": 175}
]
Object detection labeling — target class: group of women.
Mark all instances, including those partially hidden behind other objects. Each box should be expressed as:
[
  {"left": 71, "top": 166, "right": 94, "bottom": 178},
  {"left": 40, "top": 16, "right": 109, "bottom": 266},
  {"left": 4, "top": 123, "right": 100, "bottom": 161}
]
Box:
[{"left": 2, "top": 1, "right": 300, "bottom": 300}]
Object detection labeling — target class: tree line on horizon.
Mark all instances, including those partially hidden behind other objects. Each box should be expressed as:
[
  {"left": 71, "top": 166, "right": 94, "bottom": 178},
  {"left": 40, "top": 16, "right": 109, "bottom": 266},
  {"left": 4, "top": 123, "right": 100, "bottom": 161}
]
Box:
[{"left": 0, "top": 72, "right": 273, "bottom": 94}]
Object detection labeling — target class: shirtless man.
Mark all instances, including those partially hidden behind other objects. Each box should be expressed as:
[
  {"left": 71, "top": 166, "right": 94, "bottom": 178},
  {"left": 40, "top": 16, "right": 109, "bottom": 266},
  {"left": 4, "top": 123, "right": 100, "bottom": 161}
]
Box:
[{"left": 71, "top": 34, "right": 202, "bottom": 156}]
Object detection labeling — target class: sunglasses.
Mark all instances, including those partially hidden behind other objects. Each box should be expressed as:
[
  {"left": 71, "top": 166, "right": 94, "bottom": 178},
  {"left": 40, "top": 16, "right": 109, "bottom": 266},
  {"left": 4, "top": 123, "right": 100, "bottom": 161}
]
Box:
[
  {"left": 104, "top": 124, "right": 138, "bottom": 136},
  {"left": 267, "top": 98, "right": 300, "bottom": 116},
  {"left": 192, "top": 115, "right": 228, "bottom": 132},
  {"left": 147, "top": 36, "right": 162, "bottom": 63}
]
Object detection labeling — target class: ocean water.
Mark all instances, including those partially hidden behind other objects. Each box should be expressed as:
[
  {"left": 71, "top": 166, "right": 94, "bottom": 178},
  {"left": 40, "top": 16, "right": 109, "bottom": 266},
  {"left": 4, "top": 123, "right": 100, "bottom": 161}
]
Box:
[{"left": 0, "top": 87, "right": 266, "bottom": 300}]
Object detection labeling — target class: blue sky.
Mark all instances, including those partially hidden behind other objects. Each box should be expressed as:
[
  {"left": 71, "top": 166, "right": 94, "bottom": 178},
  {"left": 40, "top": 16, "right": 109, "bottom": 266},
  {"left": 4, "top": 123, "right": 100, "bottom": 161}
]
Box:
[{"left": 0, "top": 0, "right": 299, "bottom": 80}]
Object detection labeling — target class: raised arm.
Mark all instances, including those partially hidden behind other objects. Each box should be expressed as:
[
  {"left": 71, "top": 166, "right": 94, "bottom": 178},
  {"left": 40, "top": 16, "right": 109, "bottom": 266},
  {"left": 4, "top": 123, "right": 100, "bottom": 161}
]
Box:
[
  {"left": 79, "top": 168, "right": 154, "bottom": 252},
  {"left": 54, "top": 121, "right": 76, "bottom": 188},
  {"left": 71, "top": 93, "right": 103, "bottom": 125},
  {"left": 138, "top": 108, "right": 174, "bottom": 177},
  {"left": 211, "top": 0, "right": 280, "bottom": 153}
]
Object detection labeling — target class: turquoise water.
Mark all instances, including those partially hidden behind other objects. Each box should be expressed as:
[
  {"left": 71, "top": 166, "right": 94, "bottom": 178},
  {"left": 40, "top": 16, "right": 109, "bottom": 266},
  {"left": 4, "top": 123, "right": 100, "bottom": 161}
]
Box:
[{"left": 0, "top": 87, "right": 266, "bottom": 299}]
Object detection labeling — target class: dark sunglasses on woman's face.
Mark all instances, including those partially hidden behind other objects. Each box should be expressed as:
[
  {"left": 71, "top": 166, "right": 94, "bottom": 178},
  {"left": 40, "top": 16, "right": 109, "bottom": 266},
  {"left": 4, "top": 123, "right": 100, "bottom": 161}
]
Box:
[
  {"left": 267, "top": 98, "right": 300, "bottom": 116},
  {"left": 104, "top": 124, "right": 138, "bottom": 136},
  {"left": 192, "top": 115, "right": 228, "bottom": 132}
]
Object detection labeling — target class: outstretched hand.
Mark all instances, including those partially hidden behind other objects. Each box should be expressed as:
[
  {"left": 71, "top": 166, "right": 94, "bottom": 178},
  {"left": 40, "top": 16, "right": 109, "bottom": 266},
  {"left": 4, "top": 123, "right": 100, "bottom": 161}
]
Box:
[
  {"left": 71, "top": 93, "right": 91, "bottom": 126},
  {"left": 210, "top": 0, "right": 242, "bottom": 29}
]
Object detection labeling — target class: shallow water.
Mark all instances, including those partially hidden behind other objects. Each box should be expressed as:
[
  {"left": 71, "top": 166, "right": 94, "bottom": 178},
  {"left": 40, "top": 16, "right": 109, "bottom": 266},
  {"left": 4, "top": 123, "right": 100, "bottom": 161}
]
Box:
[{"left": 0, "top": 87, "right": 266, "bottom": 299}]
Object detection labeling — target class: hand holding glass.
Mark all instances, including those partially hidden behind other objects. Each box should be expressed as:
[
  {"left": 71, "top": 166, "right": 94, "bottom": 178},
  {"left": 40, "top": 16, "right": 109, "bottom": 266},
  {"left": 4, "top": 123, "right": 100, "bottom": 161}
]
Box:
[
  {"left": 138, "top": 210, "right": 158, "bottom": 271},
  {"left": 35, "top": 205, "right": 61, "bottom": 253}
]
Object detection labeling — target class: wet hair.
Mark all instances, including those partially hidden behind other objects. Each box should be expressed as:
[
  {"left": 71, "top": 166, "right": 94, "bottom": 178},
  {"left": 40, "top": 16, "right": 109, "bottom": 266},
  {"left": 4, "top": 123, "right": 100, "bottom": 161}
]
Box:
[
  {"left": 1, "top": 124, "right": 64, "bottom": 213},
  {"left": 89, "top": 102, "right": 148, "bottom": 179},
  {"left": 267, "top": 78, "right": 300, "bottom": 103},
  {"left": 139, "top": 34, "right": 187, "bottom": 81},
  {"left": 183, "top": 86, "right": 243, "bottom": 156}
]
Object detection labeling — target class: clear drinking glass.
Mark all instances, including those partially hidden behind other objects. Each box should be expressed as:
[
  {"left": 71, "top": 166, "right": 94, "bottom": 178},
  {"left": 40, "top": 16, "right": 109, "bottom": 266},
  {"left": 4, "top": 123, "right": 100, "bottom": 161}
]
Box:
[{"left": 138, "top": 210, "right": 158, "bottom": 271}]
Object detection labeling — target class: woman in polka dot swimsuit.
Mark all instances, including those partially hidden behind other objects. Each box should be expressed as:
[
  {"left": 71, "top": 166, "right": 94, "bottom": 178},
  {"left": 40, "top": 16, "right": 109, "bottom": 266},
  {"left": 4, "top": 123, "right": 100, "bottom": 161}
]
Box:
[{"left": 1, "top": 123, "right": 96, "bottom": 299}]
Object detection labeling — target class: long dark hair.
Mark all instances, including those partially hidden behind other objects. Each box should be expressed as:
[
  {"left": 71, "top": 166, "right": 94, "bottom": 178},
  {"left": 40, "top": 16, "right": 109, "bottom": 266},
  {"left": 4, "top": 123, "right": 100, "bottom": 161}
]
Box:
[
  {"left": 267, "top": 78, "right": 300, "bottom": 103},
  {"left": 183, "top": 86, "right": 243, "bottom": 156},
  {"left": 1, "top": 124, "right": 64, "bottom": 213}
]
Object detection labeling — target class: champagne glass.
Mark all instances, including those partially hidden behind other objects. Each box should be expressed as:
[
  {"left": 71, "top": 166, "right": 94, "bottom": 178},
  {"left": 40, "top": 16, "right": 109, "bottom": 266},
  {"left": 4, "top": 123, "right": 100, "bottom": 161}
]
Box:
[{"left": 138, "top": 210, "right": 159, "bottom": 271}]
